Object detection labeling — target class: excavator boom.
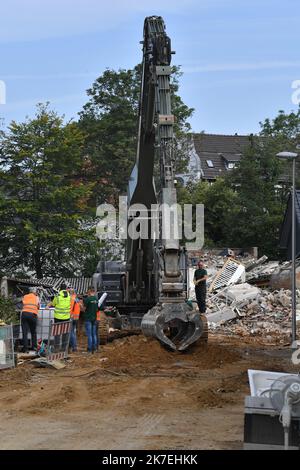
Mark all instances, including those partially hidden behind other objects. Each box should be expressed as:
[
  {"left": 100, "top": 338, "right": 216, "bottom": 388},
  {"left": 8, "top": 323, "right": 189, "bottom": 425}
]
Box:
[{"left": 94, "top": 16, "right": 207, "bottom": 350}]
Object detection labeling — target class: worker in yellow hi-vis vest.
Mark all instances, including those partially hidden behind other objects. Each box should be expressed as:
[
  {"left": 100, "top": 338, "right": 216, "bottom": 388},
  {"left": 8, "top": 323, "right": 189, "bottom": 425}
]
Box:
[
  {"left": 48, "top": 283, "right": 71, "bottom": 351},
  {"left": 51, "top": 283, "right": 71, "bottom": 322}
]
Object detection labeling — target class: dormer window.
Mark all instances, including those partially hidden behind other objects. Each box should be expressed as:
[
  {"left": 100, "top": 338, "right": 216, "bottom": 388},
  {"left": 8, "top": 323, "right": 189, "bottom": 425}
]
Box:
[{"left": 227, "top": 162, "right": 235, "bottom": 169}]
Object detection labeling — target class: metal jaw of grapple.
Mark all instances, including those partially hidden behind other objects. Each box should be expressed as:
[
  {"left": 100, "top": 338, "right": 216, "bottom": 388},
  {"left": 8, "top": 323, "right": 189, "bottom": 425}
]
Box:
[{"left": 141, "top": 302, "right": 207, "bottom": 351}]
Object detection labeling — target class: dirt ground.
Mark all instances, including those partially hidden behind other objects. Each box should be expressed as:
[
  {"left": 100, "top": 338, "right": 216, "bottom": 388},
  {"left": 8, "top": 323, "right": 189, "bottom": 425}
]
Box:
[{"left": 0, "top": 331, "right": 299, "bottom": 450}]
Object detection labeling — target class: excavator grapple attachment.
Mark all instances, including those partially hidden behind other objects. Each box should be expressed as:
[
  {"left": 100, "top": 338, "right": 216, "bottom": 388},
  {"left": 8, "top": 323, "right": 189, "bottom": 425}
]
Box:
[{"left": 141, "top": 303, "right": 208, "bottom": 351}]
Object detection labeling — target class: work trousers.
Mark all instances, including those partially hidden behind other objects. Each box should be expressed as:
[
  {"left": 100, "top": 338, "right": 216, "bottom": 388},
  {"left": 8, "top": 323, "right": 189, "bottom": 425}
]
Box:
[
  {"left": 21, "top": 311, "right": 37, "bottom": 352},
  {"left": 96, "top": 320, "right": 100, "bottom": 349},
  {"left": 195, "top": 284, "right": 206, "bottom": 314},
  {"left": 69, "top": 319, "right": 78, "bottom": 352},
  {"left": 85, "top": 321, "right": 98, "bottom": 352}
]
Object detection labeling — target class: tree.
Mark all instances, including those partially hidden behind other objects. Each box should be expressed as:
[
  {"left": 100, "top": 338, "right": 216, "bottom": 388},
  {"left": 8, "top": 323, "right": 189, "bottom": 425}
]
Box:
[
  {"left": 0, "top": 104, "right": 97, "bottom": 277},
  {"left": 178, "top": 178, "right": 238, "bottom": 247},
  {"left": 79, "top": 65, "right": 194, "bottom": 204},
  {"left": 178, "top": 108, "right": 300, "bottom": 258},
  {"left": 225, "top": 142, "right": 285, "bottom": 257},
  {"left": 225, "top": 109, "right": 300, "bottom": 258}
]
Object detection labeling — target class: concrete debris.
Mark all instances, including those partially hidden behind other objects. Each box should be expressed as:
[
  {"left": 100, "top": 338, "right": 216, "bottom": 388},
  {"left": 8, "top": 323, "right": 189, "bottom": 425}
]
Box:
[
  {"left": 245, "top": 255, "right": 268, "bottom": 272},
  {"left": 206, "top": 308, "right": 237, "bottom": 325},
  {"left": 270, "top": 262, "right": 300, "bottom": 290},
  {"left": 30, "top": 358, "right": 66, "bottom": 369},
  {"left": 189, "top": 250, "right": 279, "bottom": 294},
  {"left": 224, "top": 283, "right": 260, "bottom": 303},
  {"left": 277, "top": 291, "right": 290, "bottom": 307},
  {"left": 245, "top": 261, "right": 280, "bottom": 285},
  {"left": 207, "top": 287, "right": 298, "bottom": 341},
  {"left": 188, "top": 250, "right": 300, "bottom": 341},
  {"left": 247, "top": 259, "right": 300, "bottom": 288}
]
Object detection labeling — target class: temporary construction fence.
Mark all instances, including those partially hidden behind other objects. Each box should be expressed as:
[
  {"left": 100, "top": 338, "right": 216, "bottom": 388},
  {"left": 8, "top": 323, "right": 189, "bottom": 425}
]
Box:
[
  {"left": 18, "top": 308, "right": 55, "bottom": 344},
  {"left": 17, "top": 311, "right": 71, "bottom": 361},
  {"left": 0, "top": 324, "right": 15, "bottom": 370},
  {"left": 45, "top": 320, "right": 72, "bottom": 361},
  {"left": 0, "top": 319, "right": 71, "bottom": 369}
]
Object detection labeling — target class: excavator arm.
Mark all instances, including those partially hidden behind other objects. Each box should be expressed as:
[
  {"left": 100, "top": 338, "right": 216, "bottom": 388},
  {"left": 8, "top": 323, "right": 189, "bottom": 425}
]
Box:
[
  {"left": 94, "top": 16, "right": 207, "bottom": 351},
  {"left": 126, "top": 16, "right": 207, "bottom": 350}
]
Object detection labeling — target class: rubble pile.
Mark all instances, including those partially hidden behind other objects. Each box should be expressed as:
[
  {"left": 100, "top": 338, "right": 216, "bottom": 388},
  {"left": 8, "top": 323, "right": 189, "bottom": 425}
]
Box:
[
  {"left": 245, "top": 261, "right": 280, "bottom": 285},
  {"left": 194, "top": 251, "right": 280, "bottom": 288},
  {"left": 199, "top": 252, "right": 252, "bottom": 281},
  {"left": 206, "top": 286, "right": 299, "bottom": 341},
  {"left": 192, "top": 251, "right": 300, "bottom": 342}
]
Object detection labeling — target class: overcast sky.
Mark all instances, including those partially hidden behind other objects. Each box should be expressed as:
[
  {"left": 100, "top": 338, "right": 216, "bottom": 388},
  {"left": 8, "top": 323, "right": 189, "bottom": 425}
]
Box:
[{"left": 0, "top": 0, "right": 300, "bottom": 134}]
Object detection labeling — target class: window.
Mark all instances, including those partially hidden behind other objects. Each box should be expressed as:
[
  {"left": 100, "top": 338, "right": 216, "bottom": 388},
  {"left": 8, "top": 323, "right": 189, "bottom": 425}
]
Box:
[
  {"left": 206, "top": 160, "right": 214, "bottom": 168},
  {"left": 227, "top": 162, "right": 235, "bottom": 169}
]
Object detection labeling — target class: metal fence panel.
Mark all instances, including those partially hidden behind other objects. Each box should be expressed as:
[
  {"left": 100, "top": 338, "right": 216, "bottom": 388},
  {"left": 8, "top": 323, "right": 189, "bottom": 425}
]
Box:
[
  {"left": 36, "top": 308, "right": 55, "bottom": 341},
  {"left": 46, "top": 320, "right": 71, "bottom": 361},
  {"left": 0, "top": 324, "right": 15, "bottom": 370},
  {"left": 209, "top": 259, "right": 245, "bottom": 292},
  {"left": 19, "top": 308, "right": 55, "bottom": 341}
]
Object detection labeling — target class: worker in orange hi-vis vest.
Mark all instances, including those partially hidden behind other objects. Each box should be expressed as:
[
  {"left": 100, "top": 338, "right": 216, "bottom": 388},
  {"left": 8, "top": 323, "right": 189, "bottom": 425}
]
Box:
[
  {"left": 21, "top": 287, "right": 40, "bottom": 353},
  {"left": 95, "top": 293, "right": 107, "bottom": 351},
  {"left": 69, "top": 289, "right": 81, "bottom": 352},
  {"left": 96, "top": 309, "right": 102, "bottom": 351}
]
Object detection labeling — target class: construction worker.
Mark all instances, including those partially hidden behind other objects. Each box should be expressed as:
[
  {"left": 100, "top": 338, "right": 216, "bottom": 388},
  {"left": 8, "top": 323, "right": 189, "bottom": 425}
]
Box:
[
  {"left": 95, "top": 292, "right": 108, "bottom": 351},
  {"left": 51, "top": 283, "right": 71, "bottom": 322},
  {"left": 69, "top": 288, "right": 80, "bottom": 352},
  {"left": 83, "top": 286, "right": 98, "bottom": 353},
  {"left": 193, "top": 260, "right": 208, "bottom": 314},
  {"left": 95, "top": 309, "right": 102, "bottom": 351},
  {"left": 21, "top": 287, "right": 40, "bottom": 353},
  {"left": 49, "top": 283, "right": 71, "bottom": 351}
]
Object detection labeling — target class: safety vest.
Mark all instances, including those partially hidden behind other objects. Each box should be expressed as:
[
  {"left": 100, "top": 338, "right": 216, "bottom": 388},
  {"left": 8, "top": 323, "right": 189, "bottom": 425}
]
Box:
[
  {"left": 96, "top": 310, "right": 102, "bottom": 321},
  {"left": 71, "top": 294, "right": 80, "bottom": 320},
  {"left": 22, "top": 293, "right": 39, "bottom": 315},
  {"left": 53, "top": 290, "right": 71, "bottom": 320}
]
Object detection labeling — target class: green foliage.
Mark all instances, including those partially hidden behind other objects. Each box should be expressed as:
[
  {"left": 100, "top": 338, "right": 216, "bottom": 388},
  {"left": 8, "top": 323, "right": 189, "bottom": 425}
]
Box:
[
  {"left": 0, "top": 296, "right": 18, "bottom": 324},
  {"left": 178, "top": 178, "right": 238, "bottom": 247},
  {"left": 1, "top": 67, "right": 297, "bottom": 278},
  {"left": 179, "top": 109, "right": 300, "bottom": 259},
  {"left": 79, "top": 65, "right": 194, "bottom": 203},
  {"left": 225, "top": 110, "right": 300, "bottom": 258},
  {"left": 0, "top": 65, "right": 193, "bottom": 278},
  {"left": 225, "top": 142, "right": 286, "bottom": 258},
  {"left": 0, "top": 104, "right": 96, "bottom": 277}
]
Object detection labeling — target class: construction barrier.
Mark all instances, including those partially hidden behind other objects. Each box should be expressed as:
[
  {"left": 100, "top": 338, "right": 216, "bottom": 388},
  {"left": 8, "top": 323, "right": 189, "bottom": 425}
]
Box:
[
  {"left": 18, "top": 308, "right": 54, "bottom": 345},
  {"left": 46, "top": 320, "right": 71, "bottom": 361},
  {"left": 0, "top": 324, "right": 15, "bottom": 370},
  {"left": 18, "top": 311, "right": 72, "bottom": 358}
]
